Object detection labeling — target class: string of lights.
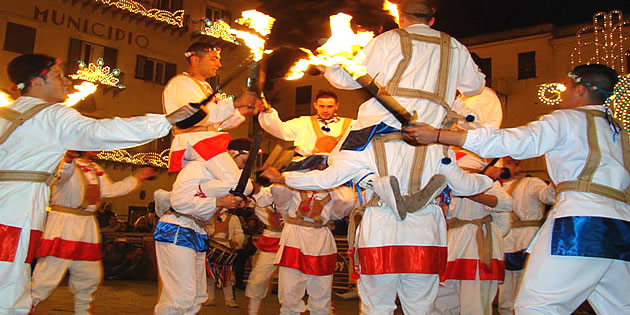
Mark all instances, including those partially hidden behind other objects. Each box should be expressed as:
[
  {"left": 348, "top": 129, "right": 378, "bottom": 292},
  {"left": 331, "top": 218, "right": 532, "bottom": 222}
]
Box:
[
  {"left": 97, "top": 149, "right": 170, "bottom": 168},
  {"left": 95, "top": 0, "right": 185, "bottom": 27},
  {"left": 605, "top": 73, "right": 630, "bottom": 133},
  {"left": 199, "top": 19, "right": 239, "bottom": 44},
  {"left": 70, "top": 58, "right": 126, "bottom": 89},
  {"left": 537, "top": 83, "right": 566, "bottom": 106}
]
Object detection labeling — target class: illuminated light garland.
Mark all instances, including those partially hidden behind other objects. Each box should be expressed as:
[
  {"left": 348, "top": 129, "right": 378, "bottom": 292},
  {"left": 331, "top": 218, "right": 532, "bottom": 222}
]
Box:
[
  {"left": 571, "top": 10, "right": 629, "bottom": 74},
  {"left": 286, "top": 13, "right": 374, "bottom": 80},
  {"left": 0, "top": 90, "right": 14, "bottom": 107},
  {"left": 214, "top": 92, "right": 235, "bottom": 101},
  {"left": 63, "top": 82, "right": 98, "bottom": 107},
  {"left": 537, "top": 83, "right": 566, "bottom": 106},
  {"left": 605, "top": 73, "right": 630, "bottom": 133},
  {"left": 383, "top": 0, "right": 400, "bottom": 26},
  {"left": 71, "top": 58, "right": 126, "bottom": 89},
  {"left": 235, "top": 10, "right": 275, "bottom": 36},
  {"left": 97, "top": 149, "right": 170, "bottom": 168},
  {"left": 95, "top": 0, "right": 184, "bottom": 27},
  {"left": 199, "top": 19, "right": 239, "bottom": 44}
]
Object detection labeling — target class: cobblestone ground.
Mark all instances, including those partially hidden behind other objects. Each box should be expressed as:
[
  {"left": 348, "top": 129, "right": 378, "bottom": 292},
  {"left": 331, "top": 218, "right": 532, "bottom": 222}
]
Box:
[{"left": 34, "top": 280, "right": 364, "bottom": 314}]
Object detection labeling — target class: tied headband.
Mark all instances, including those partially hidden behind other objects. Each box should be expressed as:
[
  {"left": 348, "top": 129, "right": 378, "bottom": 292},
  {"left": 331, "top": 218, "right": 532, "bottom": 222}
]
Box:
[
  {"left": 10, "top": 58, "right": 62, "bottom": 91},
  {"left": 567, "top": 71, "right": 613, "bottom": 99},
  {"left": 184, "top": 47, "right": 221, "bottom": 58}
]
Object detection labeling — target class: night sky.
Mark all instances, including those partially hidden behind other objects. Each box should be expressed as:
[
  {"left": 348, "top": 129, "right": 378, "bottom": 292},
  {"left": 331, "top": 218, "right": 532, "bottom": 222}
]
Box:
[{"left": 257, "top": 0, "right": 630, "bottom": 78}]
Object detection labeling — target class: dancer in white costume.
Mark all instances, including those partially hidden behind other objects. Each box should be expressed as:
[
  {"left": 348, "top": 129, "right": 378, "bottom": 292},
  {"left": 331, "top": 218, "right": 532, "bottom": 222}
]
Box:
[
  {"left": 404, "top": 64, "right": 629, "bottom": 314},
  {"left": 163, "top": 41, "right": 257, "bottom": 173},
  {"left": 435, "top": 152, "right": 513, "bottom": 315},
  {"left": 257, "top": 89, "right": 353, "bottom": 156},
  {"left": 31, "top": 151, "right": 154, "bottom": 314},
  {"left": 497, "top": 157, "right": 555, "bottom": 315},
  {"left": 0, "top": 54, "right": 196, "bottom": 314},
  {"left": 245, "top": 186, "right": 287, "bottom": 315},
  {"left": 261, "top": 0, "right": 490, "bottom": 312}
]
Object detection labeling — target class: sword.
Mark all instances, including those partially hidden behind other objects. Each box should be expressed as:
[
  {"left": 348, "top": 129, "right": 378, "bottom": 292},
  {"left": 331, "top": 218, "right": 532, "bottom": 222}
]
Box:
[{"left": 229, "top": 131, "right": 263, "bottom": 200}]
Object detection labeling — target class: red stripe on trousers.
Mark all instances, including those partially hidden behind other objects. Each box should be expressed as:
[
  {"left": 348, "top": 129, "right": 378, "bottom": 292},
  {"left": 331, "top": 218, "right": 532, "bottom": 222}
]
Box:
[
  {"left": 168, "top": 133, "right": 231, "bottom": 172},
  {"left": 277, "top": 246, "right": 337, "bottom": 276},
  {"left": 440, "top": 258, "right": 505, "bottom": 281},
  {"left": 0, "top": 224, "right": 21, "bottom": 262},
  {"left": 25, "top": 229, "right": 43, "bottom": 264},
  {"left": 254, "top": 235, "right": 280, "bottom": 253},
  {"left": 36, "top": 238, "right": 102, "bottom": 261},
  {"left": 358, "top": 245, "right": 447, "bottom": 275}
]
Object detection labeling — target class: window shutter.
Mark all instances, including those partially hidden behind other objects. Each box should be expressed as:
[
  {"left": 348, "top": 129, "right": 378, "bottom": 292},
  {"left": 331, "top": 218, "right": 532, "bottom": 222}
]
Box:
[
  {"left": 165, "top": 63, "right": 177, "bottom": 84},
  {"left": 67, "top": 38, "right": 82, "bottom": 73},
  {"left": 135, "top": 55, "right": 146, "bottom": 79},
  {"left": 103, "top": 47, "right": 118, "bottom": 68}
]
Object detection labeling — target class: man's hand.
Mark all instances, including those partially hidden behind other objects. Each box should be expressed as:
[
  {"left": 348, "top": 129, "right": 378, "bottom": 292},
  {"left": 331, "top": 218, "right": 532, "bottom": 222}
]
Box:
[
  {"left": 260, "top": 167, "right": 286, "bottom": 184},
  {"left": 134, "top": 167, "right": 156, "bottom": 181},
  {"left": 165, "top": 105, "right": 199, "bottom": 125},
  {"left": 216, "top": 195, "right": 245, "bottom": 209},
  {"left": 234, "top": 91, "right": 258, "bottom": 115},
  {"left": 402, "top": 123, "right": 439, "bottom": 145}
]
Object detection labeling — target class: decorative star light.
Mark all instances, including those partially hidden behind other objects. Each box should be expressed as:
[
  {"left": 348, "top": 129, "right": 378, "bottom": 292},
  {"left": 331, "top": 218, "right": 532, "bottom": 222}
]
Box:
[
  {"left": 571, "top": 10, "right": 629, "bottom": 74},
  {"left": 199, "top": 19, "right": 239, "bottom": 44},
  {"left": 70, "top": 58, "right": 126, "bottom": 89},
  {"left": 95, "top": 0, "right": 184, "bottom": 27},
  {"left": 97, "top": 149, "right": 170, "bottom": 168},
  {"left": 537, "top": 83, "right": 566, "bottom": 106}
]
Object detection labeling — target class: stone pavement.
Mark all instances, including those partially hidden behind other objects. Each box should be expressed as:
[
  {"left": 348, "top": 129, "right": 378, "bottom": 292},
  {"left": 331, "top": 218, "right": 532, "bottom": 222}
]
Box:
[{"left": 34, "top": 280, "right": 364, "bottom": 314}]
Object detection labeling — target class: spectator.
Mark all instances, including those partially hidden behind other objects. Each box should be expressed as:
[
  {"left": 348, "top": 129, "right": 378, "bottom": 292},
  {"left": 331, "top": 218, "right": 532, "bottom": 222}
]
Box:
[
  {"left": 118, "top": 221, "right": 132, "bottom": 233},
  {"left": 97, "top": 202, "right": 116, "bottom": 228},
  {"left": 133, "top": 216, "right": 152, "bottom": 233},
  {"left": 102, "top": 242, "right": 122, "bottom": 278},
  {"left": 101, "top": 216, "right": 121, "bottom": 232},
  {"left": 109, "top": 245, "right": 149, "bottom": 280}
]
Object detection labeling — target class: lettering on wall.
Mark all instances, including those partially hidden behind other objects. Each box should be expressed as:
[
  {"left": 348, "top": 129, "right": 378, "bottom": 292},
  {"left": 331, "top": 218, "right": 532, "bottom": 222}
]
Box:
[{"left": 34, "top": 6, "right": 150, "bottom": 48}]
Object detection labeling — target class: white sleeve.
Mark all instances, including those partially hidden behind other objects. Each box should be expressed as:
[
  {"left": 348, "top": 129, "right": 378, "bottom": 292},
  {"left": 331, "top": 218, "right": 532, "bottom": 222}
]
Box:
[
  {"left": 454, "top": 42, "right": 486, "bottom": 97},
  {"left": 97, "top": 164, "right": 140, "bottom": 199},
  {"left": 527, "top": 177, "right": 555, "bottom": 205},
  {"left": 170, "top": 175, "right": 218, "bottom": 221},
  {"left": 52, "top": 106, "right": 171, "bottom": 151},
  {"left": 253, "top": 186, "right": 274, "bottom": 207},
  {"left": 199, "top": 153, "right": 252, "bottom": 197},
  {"left": 438, "top": 149, "right": 493, "bottom": 196},
  {"left": 324, "top": 64, "right": 363, "bottom": 90},
  {"left": 56, "top": 160, "right": 75, "bottom": 183},
  {"left": 258, "top": 109, "right": 302, "bottom": 141},
  {"left": 464, "top": 111, "right": 568, "bottom": 159},
  {"left": 285, "top": 150, "right": 369, "bottom": 190},
  {"left": 327, "top": 186, "right": 358, "bottom": 220},
  {"left": 230, "top": 216, "right": 245, "bottom": 249},
  {"left": 484, "top": 182, "right": 513, "bottom": 212}
]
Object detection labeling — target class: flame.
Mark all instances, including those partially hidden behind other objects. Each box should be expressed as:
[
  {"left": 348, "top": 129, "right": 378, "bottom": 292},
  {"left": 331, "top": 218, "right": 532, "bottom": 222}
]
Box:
[
  {"left": 383, "top": 0, "right": 400, "bottom": 25},
  {"left": 286, "top": 13, "right": 374, "bottom": 80},
  {"left": 235, "top": 10, "right": 276, "bottom": 36},
  {"left": 0, "top": 90, "right": 14, "bottom": 107},
  {"left": 229, "top": 29, "right": 272, "bottom": 61},
  {"left": 63, "top": 82, "right": 98, "bottom": 107}
]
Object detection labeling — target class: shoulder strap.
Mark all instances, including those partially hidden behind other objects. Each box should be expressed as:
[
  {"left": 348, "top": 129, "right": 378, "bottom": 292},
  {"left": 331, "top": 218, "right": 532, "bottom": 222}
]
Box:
[
  {"left": 505, "top": 177, "right": 524, "bottom": 196},
  {"left": 310, "top": 115, "right": 325, "bottom": 139},
  {"left": 0, "top": 102, "right": 55, "bottom": 145}
]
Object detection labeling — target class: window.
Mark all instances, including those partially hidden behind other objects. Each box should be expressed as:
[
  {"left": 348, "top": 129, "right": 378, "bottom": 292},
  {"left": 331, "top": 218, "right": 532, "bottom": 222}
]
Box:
[
  {"left": 206, "top": 5, "right": 231, "bottom": 24},
  {"left": 479, "top": 57, "right": 492, "bottom": 87},
  {"left": 67, "top": 38, "right": 117, "bottom": 73},
  {"left": 154, "top": 0, "right": 183, "bottom": 11},
  {"left": 4, "top": 22, "right": 36, "bottom": 54},
  {"left": 135, "top": 55, "right": 177, "bottom": 85},
  {"left": 518, "top": 51, "right": 536, "bottom": 80},
  {"left": 295, "top": 85, "right": 312, "bottom": 116}
]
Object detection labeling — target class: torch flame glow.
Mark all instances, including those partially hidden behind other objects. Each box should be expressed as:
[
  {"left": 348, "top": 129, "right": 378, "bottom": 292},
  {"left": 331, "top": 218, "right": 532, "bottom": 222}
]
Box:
[
  {"left": 286, "top": 13, "right": 374, "bottom": 80},
  {"left": 383, "top": 0, "right": 400, "bottom": 25},
  {"left": 235, "top": 10, "right": 276, "bottom": 36},
  {"left": 0, "top": 90, "right": 14, "bottom": 107},
  {"left": 63, "top": 82, "right": 98, "bottom": 107},
  {"left": 229, "top": 29, "right": 272, "bottom": 62}
]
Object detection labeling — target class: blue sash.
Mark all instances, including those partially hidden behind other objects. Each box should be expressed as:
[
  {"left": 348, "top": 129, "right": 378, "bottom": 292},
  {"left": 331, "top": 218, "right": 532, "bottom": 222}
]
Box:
[
  {"left": 551, "top": 216, "right": 630, "bottom": 261},
  {"left": 154, "top": 221, "right": 209, "bottom": 252},
  {"left": 340, "top": 122, "right": 399, "bottom": 151},
  {"left": 504, "top": 250, "right": 528, "bottom": 270}
]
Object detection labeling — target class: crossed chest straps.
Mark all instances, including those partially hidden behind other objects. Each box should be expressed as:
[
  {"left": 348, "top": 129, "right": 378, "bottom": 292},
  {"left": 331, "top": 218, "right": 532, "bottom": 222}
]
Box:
[
  {"left": 555, "top": 109, "right": 630, "bottom": 204},
  {"left": 309, "top": 115, "right": 352, "bottom": 153},
  {"left": 285, "top": 191, "right": 333, "bottom": 229},
  {"left": 388, "top": 29, "right": 464, "bottom": 131},
  {"left": 211, "top": 213, "right": 234, "bottom": 243},
  {"left": 50, "top": 162, "right": 102, "bottom": 216},
  {"left": 0, "top": 102, "right": 57, "bottom": 186}
]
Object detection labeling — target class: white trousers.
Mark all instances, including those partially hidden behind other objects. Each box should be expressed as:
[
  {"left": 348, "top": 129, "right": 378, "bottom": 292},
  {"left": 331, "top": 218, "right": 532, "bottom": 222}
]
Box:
[
  {"left": 0, "top": 226, "right": 33, "bottom": 315},
  {"left": 207, "top": 278, "right": 235, "bottom": 302},
  {"left": 498, "top": 269, "right": 522, "bottom": 315},
  {"left": 515, "top": 221, "right": 630, "bottom": 315},
  {"left": 358, "top": 273, "right": 439, "bottom": 315},
  {"left": 278, "top": 266, "right": 332, "bottom": 315},
  {"left": 154, "top": 242, "right": 207, "bottom": 315},
  {"left": 435, "top": 278, "right": 498, "bottom": 315},
  {"left": 245, "top": 251, "right": 278, "bottom": 314},
  {"left": 31, "top": 256, "right": 101, "bottom": 315}
]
